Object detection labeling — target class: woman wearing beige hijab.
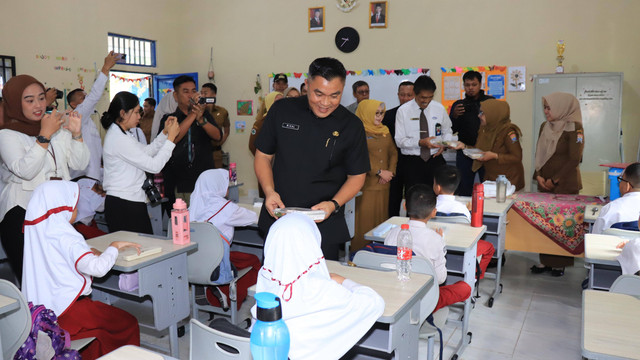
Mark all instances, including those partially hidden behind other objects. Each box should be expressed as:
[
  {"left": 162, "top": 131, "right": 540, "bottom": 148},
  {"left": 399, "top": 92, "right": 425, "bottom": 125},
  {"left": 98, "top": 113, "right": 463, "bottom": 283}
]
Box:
[
  {"left": 249, "top": 91, "right": 283, "bottom": 155},
  {"left": 533, "top": 92, "right": 584, "bottom": 194},
  {"left": 531, "top": 92, "right": 584, "bottom": 276}
]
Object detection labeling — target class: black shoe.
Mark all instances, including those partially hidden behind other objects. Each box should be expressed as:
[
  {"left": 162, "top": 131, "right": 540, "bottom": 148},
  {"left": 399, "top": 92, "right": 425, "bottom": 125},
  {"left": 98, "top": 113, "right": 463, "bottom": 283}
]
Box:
[
  {"left": 530, "top": 265, "right": 551, "bottom": 274},
  {"left": 551, "top": 268, "right": 565, "bottom": 277}
]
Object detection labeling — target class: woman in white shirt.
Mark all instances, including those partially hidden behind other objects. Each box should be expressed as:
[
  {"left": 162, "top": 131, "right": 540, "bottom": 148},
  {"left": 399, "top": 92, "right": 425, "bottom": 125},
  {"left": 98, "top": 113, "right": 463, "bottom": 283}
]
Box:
[
  {"left": 0, "top": 74, "right": 89, "bottom": 283},
  {"left": 101, "top": 91, "right": 179, "bottom": 233}
]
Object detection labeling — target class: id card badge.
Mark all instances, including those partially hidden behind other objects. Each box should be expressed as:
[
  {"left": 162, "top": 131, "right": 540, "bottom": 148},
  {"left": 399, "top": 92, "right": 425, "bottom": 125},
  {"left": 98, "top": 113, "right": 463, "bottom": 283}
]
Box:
[{"left": 435, "top": 123, "right": 442, "bottom": 136}]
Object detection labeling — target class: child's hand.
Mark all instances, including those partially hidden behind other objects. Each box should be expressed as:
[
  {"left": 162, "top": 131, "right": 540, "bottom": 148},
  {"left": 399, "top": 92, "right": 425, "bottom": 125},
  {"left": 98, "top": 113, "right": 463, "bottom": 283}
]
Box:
[
  {"left": 616, "top": 240, "right": 629, "bottom": 249},
  {"left": 330, "top": 273, "right": 346, "bottom": 285},
  {"left": 110, "top": 241, "right": 142, "bottom": 254},
  {"left": 434, "top": 228, "right": 444, "bottom": 237}
]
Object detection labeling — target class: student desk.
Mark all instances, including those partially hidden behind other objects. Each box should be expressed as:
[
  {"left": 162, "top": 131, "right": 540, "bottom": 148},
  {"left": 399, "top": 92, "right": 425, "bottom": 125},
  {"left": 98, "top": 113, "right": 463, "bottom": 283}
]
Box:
[
  {"left": 87, "top": 232, "right": 197, "bottom": 358},
  {"left": 364, "top": 217, "right": 485, "bottom": 358},
  {"left": 582, "top": 290, "right": 640, "bottom": 359},
  {"left": 0, "top": 294, "right": 19, "bottom": 360},
  {"left": 326, "top": 261, "right": 433, "bottom": 360},
  {"left": 584, "top": 234, "right": 623, "bottom": 290},
  {"left": 98, "top": 345, "right": 179, "bottom": 360},
  {"left": 454, "top": 196, "right": 514, "bottom": 307},
  {"left": 584, "top": 204, "right": 602, "bottom": 233}
]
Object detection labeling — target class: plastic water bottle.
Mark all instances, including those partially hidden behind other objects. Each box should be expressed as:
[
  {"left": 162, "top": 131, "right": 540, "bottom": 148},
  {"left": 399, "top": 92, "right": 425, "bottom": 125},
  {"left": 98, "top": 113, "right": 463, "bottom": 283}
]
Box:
[
  {"left": 250, "top": 292, "right": 290, "bottom": 360},
  {"left": 171, "top": 198, "right": 190, "bottom": 245},
  {"left": 471, "top": 183, "right": 484, "bottom": 228},
  {"left": 396, "top": 224, "right": 413, "bottom": 281},
  {"left": 229, "top": 162, "right": 238, "bottom": 185},
  {"left": 496, "top": 175, "right": 507, "bottom": 203}
]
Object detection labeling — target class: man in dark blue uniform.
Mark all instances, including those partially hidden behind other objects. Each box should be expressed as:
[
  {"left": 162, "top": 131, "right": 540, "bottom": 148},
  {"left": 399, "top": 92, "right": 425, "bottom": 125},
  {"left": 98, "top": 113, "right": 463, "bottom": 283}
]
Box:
[{"left": 255, "top": 57, "right": 370, "bottom": 260}]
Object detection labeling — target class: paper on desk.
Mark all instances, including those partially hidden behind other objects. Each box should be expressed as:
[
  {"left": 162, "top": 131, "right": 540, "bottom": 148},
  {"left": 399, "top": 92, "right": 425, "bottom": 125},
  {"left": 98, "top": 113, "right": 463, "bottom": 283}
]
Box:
[
  {"left": 373, "top": 222, "right": 396, "bottom": 237},
  {"left": 120, "top": 246, "right": 162, "bottom": 261}
]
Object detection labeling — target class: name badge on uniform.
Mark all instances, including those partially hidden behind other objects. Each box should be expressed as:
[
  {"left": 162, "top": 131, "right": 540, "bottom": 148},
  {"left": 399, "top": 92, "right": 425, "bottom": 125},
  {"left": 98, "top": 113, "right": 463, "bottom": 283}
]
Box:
[
  {"left": 282, "top": 123, "right": 300, "bottom": 131},
  {"left": 576, "top": 129, "right": 584, "bottom": 143},
  {"left": 435, "top": 123, "right": 442, "bottom": 136},
  {"left": 410, "top": 117, "right": 419, "bottom": 120}
]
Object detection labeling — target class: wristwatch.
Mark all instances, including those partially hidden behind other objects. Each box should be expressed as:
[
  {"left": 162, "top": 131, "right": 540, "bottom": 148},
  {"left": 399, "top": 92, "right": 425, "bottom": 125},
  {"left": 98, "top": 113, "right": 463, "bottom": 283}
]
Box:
[
  {"left": 36, "top": 135, "right": 50, "bottom": 144},
  {"left": 330, "top": 199, "right": 340, "bottom": 214},
  {"left": 377, "top": 169, "right": 382, "bottom": 175}
]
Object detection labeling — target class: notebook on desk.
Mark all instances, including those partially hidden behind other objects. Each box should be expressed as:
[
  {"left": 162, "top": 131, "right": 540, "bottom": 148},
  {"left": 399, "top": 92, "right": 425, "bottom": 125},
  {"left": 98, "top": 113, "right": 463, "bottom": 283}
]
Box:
[
  {"left": 372, "top": 222, "right": 396, "bottom": 237},
  {"left": 119, "top": 246, "right": 162, "bottom": 262}
]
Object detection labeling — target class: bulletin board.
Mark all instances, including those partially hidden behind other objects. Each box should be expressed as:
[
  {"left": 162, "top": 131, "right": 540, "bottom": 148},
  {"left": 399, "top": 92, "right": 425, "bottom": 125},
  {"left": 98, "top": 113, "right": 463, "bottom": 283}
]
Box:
[{"left": 441, "top": 66, "right": 507, "bottom": 111}]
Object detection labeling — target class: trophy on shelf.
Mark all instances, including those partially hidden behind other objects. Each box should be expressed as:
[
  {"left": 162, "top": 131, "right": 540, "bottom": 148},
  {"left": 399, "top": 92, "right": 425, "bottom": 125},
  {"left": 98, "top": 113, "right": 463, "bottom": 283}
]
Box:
[{"left": 556, "top": 40, "right": 565, "bottom": 73}]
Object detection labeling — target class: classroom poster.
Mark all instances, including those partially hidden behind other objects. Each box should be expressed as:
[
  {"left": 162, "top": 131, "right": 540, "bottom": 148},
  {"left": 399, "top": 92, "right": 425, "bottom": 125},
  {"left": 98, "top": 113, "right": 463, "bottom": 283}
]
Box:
[
  {"left": 440, "top": 66, "right": 508, "bottom": 111},
  {"left": 235, "top": 121, "right": 246, "bottom": 133}
]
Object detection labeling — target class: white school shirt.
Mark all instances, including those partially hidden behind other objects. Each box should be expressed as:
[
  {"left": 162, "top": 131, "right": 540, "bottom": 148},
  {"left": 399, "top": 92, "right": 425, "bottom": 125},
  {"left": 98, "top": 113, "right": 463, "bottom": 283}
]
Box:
[
  {"left": 102, "top": 123, "right": 175, "bottom": 203},
  {"left": 394, "top": 99, "right": 453, "bottom": 156},
  {"left": 592, "top": 191, "right": 640, "bottom": 234},
  {"left": 69, "top": 71, "right": 108, "bottom": 181},
  {"left": 384, "top": 219, "right": 447, "bottom": 284},
  {"left": 0, "top": 129, "right": 90, "bottom": 222},
  {"left": 436, "top": 194, "right": 471, "bottom": 221}
]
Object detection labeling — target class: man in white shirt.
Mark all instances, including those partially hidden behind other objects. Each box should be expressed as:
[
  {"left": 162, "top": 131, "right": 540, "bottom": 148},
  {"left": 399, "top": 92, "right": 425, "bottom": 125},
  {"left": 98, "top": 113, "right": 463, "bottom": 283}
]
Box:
[
  {"left": 593, "top": 162, "right": 640, "bottom": 233},
  {"left": 67, "top": 51, "right": 118, "bottom": 181},
  {"left": 395, "top": 75, "right": 463, "bottom": 192},
  {"left": 346, "top": 81, "right": 369, "bottom": 113},
  {"left": 384, "top": 184, "right": 470, "bottom": 311}
]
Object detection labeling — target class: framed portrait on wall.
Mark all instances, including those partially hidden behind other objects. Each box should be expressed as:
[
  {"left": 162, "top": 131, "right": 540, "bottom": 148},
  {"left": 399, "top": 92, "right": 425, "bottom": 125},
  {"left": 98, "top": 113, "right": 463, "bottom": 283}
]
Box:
[
  {"left": 369, "top": 1, "right": 387, "bottom": 28},
  {"left": 309, "top": 7, "right": 325, "bottom": 32}
]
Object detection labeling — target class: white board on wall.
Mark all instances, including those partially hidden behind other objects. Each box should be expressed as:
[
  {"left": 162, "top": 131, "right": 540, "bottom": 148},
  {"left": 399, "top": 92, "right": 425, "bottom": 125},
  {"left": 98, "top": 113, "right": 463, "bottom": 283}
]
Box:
[{"left": 269, "top": 70, "right": 429, "bottom": 110}]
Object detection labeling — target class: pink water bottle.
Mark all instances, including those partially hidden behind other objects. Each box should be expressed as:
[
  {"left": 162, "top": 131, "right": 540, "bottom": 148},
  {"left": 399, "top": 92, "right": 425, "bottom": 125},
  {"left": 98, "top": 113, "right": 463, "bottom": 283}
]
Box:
[
  {"left": 171, "top": 198, "right": 190, "bottom": 244},
  {"left": 229, "top": 162, "right": 238, "bottom": 185}
]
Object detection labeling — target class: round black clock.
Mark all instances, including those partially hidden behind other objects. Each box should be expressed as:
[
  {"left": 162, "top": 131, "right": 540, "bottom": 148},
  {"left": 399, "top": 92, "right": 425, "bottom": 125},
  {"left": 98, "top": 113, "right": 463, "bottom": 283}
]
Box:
[{"left": 335, "top": 27, "right": 360, "bottom": 53}]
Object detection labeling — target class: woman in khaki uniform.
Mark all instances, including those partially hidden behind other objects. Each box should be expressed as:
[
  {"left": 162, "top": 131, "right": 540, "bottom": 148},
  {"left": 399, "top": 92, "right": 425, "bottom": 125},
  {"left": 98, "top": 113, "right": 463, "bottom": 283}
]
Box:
[
  {"left": 531, "top": 92, "right": 585, "bottom": 276},
  {"left": 464, "top": 99, "right": 525, "bottom": 190},
  {"left": 353, "top": 100, "right": 398, "bottom": 251},
  {"left": 248, "top": 91, "right": 283, "bottom": 155}
]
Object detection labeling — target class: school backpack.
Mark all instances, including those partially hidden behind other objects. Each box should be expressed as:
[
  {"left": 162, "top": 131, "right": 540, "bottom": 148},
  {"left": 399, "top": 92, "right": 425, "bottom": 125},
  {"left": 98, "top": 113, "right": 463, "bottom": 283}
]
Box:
[{"left": 14, "top": 302, "right": 81, "bottom": 360}]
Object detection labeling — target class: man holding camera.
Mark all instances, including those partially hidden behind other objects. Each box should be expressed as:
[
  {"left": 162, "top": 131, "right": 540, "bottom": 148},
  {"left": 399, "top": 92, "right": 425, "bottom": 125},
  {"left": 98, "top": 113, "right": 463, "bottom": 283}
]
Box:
[
  {"left": 201, "top": 83, "right": 230, "bottom": 168},
  {"left": 159, "top": 75, "right": 222, "bottom": 206},
  {"left": 449, "top": 71, "right": 494, "bottom": 196}
]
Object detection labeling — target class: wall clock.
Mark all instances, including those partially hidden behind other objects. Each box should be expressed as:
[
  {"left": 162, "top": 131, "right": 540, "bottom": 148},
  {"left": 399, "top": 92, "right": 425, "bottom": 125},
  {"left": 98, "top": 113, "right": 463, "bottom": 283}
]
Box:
[{"left": 335, "top": 27, "right": 359, "bottom": 53}]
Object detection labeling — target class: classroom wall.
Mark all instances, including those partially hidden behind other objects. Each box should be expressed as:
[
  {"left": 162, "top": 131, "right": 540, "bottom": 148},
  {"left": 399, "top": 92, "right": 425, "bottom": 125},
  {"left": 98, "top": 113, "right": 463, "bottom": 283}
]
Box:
[{"left": 3, "top": 0, "right": 639, "bottom": 197}]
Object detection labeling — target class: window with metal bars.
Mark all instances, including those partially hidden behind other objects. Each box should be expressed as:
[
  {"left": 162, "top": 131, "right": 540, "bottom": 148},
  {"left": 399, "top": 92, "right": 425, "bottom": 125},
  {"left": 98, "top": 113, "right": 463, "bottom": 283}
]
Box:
[
  {"left": 0, "top": 55, "right": 16, "bottom": 93},
  {"left": 107, "top": 33, "right": 156, "bottom": 67}
]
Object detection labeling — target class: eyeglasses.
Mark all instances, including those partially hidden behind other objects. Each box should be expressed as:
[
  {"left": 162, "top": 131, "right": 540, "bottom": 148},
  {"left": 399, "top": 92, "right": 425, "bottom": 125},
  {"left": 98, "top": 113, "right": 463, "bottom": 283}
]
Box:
[
  {"left": 618, "top": 176, "right": 633, "bottom": 187},
  {"left": 374, "top": 111, "right": 384, "bottom": 116}
]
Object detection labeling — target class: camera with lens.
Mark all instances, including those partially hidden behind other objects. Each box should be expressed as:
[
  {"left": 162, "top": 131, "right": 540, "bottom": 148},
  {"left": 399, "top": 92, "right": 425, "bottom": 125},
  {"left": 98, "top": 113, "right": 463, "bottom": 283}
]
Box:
[
  {"left": 47, "top": 88, "right": 64, "bottom": 99},
  {"left": 198, "top": 97, "right": 216, "bottom": 105},
  {"left": 142, "top": 177, "right": 162, "bottom": 204}
]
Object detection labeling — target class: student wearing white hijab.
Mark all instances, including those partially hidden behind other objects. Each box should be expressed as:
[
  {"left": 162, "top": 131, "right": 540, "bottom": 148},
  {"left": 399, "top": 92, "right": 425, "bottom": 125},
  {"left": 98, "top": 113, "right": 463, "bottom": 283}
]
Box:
[
  {"left": 190, "top": 169, "right": 258, "bottom": 241},
  {"left": 22, "top": 180, "right": 142, "bottom": 359},
  {"left": 252, "top": 213, "right": 384, "bottom": 360}
]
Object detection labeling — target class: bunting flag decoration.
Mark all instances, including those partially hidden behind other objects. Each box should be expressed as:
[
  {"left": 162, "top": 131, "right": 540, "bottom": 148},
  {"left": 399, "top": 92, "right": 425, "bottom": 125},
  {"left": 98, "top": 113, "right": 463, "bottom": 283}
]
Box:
[
  {"left": 394, "top": 70, "right": 403, "bottom": 76},
  {"left": 356, "top": 70, "right": 363, "bottom": 75},
  {"left": 267, "top": 67, "right": 432, "bottom": 78},
  {"left": 294, "top": 72, "right": 303, "bottom": 78},
  {"left": 110, "top": 74, "right": 151, "bottom": 83},
  {"left": 367, "top": 70, "right": 374, "bottom": 76}
]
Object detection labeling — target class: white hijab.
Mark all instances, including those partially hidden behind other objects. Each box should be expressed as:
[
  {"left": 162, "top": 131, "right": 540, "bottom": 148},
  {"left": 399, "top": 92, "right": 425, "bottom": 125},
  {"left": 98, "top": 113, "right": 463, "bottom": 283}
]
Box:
[
  {"left": 617, "top": 238, "right": 640, "bottom": 275},
  {"left": 251, "top": 213, "right": 384, "bottom": 360},
  {"left": 22, "top": 181, "right": 93, "bottom": 316},
  {"left": 150, "top": 91, "right": 178, "bottom": 142},
  {"left": 189, "top": 169, "right": 257, "bottom": 241}
]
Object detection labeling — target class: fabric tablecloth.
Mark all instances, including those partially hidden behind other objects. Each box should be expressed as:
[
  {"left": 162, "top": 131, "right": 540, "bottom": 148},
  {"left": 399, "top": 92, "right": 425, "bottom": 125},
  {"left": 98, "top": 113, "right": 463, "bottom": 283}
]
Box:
[{"left": 511, "top": 193, "right": 606, "bottom": 255}]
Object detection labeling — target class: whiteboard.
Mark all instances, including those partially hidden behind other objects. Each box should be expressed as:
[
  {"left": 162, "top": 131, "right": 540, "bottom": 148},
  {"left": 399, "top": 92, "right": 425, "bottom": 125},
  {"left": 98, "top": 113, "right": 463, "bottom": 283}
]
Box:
[
  {"left": 269, "top": 71, "right": 429, "bottom": 110},
  {"left": 532, "top": 72, "right": 623, "bottom": 193}
]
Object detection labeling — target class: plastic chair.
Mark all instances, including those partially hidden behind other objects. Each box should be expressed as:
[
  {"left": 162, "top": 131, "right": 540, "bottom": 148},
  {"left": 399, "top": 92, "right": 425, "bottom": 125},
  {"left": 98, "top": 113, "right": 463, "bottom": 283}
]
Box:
[
  {"left": 189, "top": 318, "right": 251, "bottom": 360},
  {"left": 351, "top": 252, "right": 448, "bottom": 360},
  {"left": 184, "top": 222, "right": 253, "bottom": 325},
  {"left": 0, "top": 279, "right": 30, "bottom": 360},
  {"left": 609, "top": 274, "right": 640, "bottom": 296},
  {"left": 603, "top": 227, "right": 640, "bottom": 239}
]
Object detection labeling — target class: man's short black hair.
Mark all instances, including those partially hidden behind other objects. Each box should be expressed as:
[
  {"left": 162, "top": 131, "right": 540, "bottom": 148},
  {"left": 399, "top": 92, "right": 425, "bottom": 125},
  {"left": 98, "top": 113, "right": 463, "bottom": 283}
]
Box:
[
  {"left": 434, "top": 165, "right": 460, "bottom": 194},
  {"left": 202, "top": 83, "right": 217, "bottom": 94},
  {"left": 144, "top": 98, "right": 156, "bottom": 107},
  {"left": 300, "top": 83, "right": 306, "bottom": 91},
  {"left": 398, "top": 81, "right": 414, "bottom": 92},
  {"left": 406, "top": 184, "right": 436, "bottom": 219},
  {"left": 67, "top": 88, "right": 84, "bottom": 105},
  {"left": 413, "top": 75, "right": 437, "bottom": 95},
  {"left": 463, "top": 71, "right": 482, "bottom": 83},
  {"left": 308, "top": 57, "right": 346, "bottom": 82},
  {"left": 623, "top": 162, "right": 640, "bottom": 188},
  {"left": 352, "top": 81, "right": 369, "bottom": 94},
  {"left": 173, "top": 75, "right": 196, "bottom": 91}
]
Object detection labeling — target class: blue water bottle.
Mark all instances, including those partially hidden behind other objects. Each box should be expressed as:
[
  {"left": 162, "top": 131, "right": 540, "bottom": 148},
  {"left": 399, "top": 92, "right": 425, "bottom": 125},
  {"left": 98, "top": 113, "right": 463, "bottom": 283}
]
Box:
[{"left": 250, "top": 292, "right": 290, "bottom": 360}]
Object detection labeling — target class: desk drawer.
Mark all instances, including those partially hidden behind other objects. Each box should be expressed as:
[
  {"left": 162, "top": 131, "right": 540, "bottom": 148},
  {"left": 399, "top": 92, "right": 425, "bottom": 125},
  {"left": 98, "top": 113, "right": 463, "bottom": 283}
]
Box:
[{"left": 483, "top": 216, "right": 501, "bottom": 234}]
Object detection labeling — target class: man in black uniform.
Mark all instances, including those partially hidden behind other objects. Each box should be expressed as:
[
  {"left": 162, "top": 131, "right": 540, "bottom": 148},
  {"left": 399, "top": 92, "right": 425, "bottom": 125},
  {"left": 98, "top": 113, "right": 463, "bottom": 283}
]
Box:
[
  {"left": 382, "top": 81, "right": 414, "bottom": 217},
  {"left": 159, "top": 75, "right": 222, "bottom": 206},
  {"left": 449, "top": 71, "right": 494, "bottom": 196},
  {"left": 255, "top": 57, "right": 369, "bottom": 260}
]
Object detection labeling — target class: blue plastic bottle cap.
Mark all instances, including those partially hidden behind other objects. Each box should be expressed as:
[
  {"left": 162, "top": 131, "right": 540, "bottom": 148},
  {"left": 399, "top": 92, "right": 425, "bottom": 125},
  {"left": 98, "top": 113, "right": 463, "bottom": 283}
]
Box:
[{"left": 255, "top": 292, "right": 280, "bottom": 309}]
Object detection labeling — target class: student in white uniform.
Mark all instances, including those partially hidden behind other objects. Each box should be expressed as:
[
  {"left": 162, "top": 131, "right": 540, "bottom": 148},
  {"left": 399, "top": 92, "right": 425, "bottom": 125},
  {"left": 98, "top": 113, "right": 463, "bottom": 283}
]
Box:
[
  {"left": 593, "top": 162, "right": 640, "bottom": 234},
  {"left": 617, "top": 230, "right": 640, "bottom": 276},
  {"left": 101, "top": 91, "right": 179, "bottom": 234},
  {"left": 22, "top": 181, "right": 141, "bottom": 359},
  {"left": 433, "top": 165, "right": 495, "bottom": 278},
  {"left": 252, "top": 213, "right": 384, "bottom": 360}
]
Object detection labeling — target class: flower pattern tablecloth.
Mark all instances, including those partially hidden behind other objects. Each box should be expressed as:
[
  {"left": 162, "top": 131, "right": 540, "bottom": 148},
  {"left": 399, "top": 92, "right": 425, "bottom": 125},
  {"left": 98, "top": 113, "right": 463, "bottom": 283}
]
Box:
[{"left": 511, "top": 193, "right": 606, "bottom": 255}]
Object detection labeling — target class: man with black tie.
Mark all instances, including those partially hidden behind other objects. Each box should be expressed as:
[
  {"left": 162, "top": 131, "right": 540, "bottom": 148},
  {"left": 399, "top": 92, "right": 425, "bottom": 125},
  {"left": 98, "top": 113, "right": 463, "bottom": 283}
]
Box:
[
  {"left": 310, "top": 9, "right": 323, "bottom": 28},
  {"left": 371, "top": 4, "right": 385, "bottom": 24}
]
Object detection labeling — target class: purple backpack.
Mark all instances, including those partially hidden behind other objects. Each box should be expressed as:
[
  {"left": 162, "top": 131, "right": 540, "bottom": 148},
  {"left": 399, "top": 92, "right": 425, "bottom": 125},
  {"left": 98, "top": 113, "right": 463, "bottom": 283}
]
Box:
[{"left": 14, "top": 302, "right": 81, "bottom": 360}]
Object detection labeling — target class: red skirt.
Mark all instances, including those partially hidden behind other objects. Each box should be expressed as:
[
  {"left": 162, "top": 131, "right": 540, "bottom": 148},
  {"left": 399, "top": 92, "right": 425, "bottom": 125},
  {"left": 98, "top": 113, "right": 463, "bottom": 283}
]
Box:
[{"left": 58, "top": 297, "right": 140, "bottom": 360}]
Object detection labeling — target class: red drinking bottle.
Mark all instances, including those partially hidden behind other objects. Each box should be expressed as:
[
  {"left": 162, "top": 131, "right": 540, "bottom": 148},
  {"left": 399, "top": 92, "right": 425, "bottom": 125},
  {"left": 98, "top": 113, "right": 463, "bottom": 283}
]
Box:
[{"left": 471, "top": 183, "right": 484, "bottom": 227}]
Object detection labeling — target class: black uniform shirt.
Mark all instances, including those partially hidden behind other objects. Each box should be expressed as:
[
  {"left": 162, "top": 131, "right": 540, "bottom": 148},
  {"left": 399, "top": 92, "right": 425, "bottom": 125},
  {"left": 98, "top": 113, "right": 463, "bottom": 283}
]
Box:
[{"left": 450, "top": 90, "right": 494, "bottom": 146}]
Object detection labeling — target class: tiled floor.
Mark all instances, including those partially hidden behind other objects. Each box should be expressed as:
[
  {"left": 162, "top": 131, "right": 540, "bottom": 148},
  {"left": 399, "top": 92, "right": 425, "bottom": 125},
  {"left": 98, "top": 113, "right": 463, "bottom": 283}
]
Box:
[{"left": 141, "top": 250, "right": 587, "bottom": 360}]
